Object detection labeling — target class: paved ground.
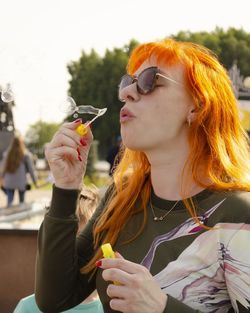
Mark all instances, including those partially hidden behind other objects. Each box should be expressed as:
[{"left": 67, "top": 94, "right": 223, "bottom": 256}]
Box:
[
  {"left": 0, "top": 188, "right": 52, "bottom": 209},
  {"left": 0, "top": 184, "right": 109, "bottom": 208},
  {"left": 0, "top": 187, "right": 107, "bottom": 229},
  {"left": 0, "top": 160, "right": 110, "bottom": 210}
]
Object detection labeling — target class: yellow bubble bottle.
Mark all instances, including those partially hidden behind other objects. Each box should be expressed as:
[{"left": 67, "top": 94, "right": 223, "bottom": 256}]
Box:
[
  {"left": 101, "top": 243, "right": 116, "bottom": 259},
  {"left": 101, "top": 243, "right": 120, "bottom": 285},
  {"left": 76, "top": 124, "right": 87, "bottom": 136}
]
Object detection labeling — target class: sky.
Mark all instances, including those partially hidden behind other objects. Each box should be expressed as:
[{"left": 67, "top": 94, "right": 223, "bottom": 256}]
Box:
[{"left": 1, "top": 0, "right": 250, "bottom": 135}]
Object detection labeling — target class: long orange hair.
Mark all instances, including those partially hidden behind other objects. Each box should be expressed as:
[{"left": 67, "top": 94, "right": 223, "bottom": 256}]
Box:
[{"left": 82, "top": 38, "right": 250, "bottom": 273}]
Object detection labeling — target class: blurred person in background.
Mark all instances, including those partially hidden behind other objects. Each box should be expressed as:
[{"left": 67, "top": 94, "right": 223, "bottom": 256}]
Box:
[
  {"left": 0, "top": 134, "right": 38, "bottom": 208},
  {"left": 106, "top": 135, "right": 122, "bottom": 176}
]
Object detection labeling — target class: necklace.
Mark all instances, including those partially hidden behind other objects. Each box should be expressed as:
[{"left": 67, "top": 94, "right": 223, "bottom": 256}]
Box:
[{"left": 150, "top": 196, "right": 180, "bottom": 221}]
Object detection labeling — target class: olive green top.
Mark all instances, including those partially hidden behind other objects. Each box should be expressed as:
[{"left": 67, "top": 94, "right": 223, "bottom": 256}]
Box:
[{"left": 35, "top": 186, "right": 250, "bottom": 313}]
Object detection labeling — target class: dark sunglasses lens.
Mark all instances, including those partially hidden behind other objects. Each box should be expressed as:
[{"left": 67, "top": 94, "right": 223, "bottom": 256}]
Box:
[
  {"left": 137, "top": 68, "right": 157, "bottom": 94},
  {"left": 119, "top": 74, "right": 134, "bottom": 91}
]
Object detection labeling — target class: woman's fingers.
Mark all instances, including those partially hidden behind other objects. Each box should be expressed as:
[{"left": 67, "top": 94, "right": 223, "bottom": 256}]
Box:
[
  {"left": 63, "top": 119, "right": 93, "bottom": 142},
  {"left": 106, "top": 284, "right": 129, "bottom": 299},
  {"left": 101, "top": 258, "right": 151, "bottom": 289},
  {"left": 47, "top": 146, "right": 79, "bottom": 162},
  {"left": 44, "top": 119, "right": 93, "bottom": 189},
  {"left": 49, "top": 120, "right": 93, "bottom": 148},
  {"left": 46, "top": 121, "right": 93, "bottom": 159},
  {"left": 63, "top": 118, "right": 82, "bottom": 130},
  {"left": 99, "top": 256, "right": 168, "bottom": 313},
  {"left": 100, "top": 257, "right": 147, "bottom": 275},
  {"left": 51, "top": 133, "right": 79, "bottom": 151},
  {"left": 102, "top": 268, "right": 133, "bottom": 286},
  {"left": 50, "top": 128, "right": 81, "bottom": 148},
  {"left": 107, "top": 284, "right": 135, "bottom": 312},
  {"left": 109, "top": 298, "right": 127, "bottom": 312}
]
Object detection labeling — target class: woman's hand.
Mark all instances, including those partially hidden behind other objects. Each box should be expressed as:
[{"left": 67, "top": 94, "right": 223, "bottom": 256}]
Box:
[
  {"left": 98, "top": 256, "right": 168, "bottom": 313},
  {"left": 44, "top": 119, "right": 93, "bottom": 190}
]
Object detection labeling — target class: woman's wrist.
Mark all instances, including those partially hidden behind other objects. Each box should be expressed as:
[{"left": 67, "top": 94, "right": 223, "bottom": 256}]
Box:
[
  {"left": 54, "top": 176, "right": 84, "bottom": 190},
  {"left": 48, "top": 185, "right": 81, "bottom": 218}
]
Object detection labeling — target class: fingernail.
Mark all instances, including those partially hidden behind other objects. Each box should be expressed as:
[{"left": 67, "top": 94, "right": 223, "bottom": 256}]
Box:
[
  {"left": 78, "top": 155, "right": 82, "bottom": 162},
  {"left": 95, "top": 260, "right": 102, "bottom": 267},
  {"left": 77, "top": 147, "right": 80, "bottom": 154},
  {"left": 80, "top": 138, "right": 87, "bottom": 146},
  {"left": 74, "top": 118, "right": 82, "bottom": 123}
]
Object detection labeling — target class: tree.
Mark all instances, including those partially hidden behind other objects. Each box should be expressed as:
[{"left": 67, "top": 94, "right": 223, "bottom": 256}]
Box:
[
  {"left": 67, "top": 49, "right": 102, "bottom": 110},
  {"left": 67, "top": 28, "right": 250, "bottom": 160},
  {"left": 173, "top": 27, "right": 250, "bottom": 76},
  {"left": 67, "top": 40, "right": 138, "bottom": 158},
  {"left": 25, "top": 120, "right": 60, "bottom": 157}
]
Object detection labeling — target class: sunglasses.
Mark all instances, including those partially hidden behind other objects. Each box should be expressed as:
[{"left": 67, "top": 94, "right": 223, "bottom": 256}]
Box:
[{"left": 118, "top": 66, "right": 182, "bottom": 101}]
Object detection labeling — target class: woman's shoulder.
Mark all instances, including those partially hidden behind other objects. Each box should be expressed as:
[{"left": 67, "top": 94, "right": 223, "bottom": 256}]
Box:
[
  {"left": 24, "top": 151, "right": 33, "bottom": 160},
  {"left": 224, "top": 190, "right": 250, "bottom": 210},
  {"left": 208, "top": 190, "right": 250, "bottom": 224}
]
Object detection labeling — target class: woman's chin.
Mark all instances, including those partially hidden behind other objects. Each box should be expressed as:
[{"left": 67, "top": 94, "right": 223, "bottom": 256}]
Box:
[
  {"left": 121, "top": 131, "right": 148, "bottom": 151},
  {"left": 123, "top": 141, "right": 145, "bottom": 152}
]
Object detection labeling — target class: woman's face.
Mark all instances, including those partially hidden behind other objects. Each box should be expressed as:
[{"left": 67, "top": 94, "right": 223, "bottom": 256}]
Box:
[{"left": 119, "top": 59, "right": 195, "bottom": 153}]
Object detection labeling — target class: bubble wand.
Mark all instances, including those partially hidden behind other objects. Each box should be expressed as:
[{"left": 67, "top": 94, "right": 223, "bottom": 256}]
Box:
[{"left": 61, "top": 97, "right": 107, "bottom": 136}]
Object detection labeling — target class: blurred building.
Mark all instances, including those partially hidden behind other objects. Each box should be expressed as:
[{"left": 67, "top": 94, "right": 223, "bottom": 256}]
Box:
[
  {"left": 229, "top": 63, "right": 250, "bottom": 133},
  {"left": 0, "top": 92, "right": 15, "bottom": 160}
]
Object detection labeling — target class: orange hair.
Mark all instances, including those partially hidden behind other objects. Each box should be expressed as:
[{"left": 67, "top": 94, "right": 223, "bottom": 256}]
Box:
[{"left": 82, "top": 38, "right": 250, "bottom": 273}]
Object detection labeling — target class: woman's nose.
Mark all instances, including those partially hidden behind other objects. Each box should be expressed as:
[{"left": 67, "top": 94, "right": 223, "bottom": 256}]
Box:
[{"left": 118, "top": 83, "right": 140, "bottom": 102}]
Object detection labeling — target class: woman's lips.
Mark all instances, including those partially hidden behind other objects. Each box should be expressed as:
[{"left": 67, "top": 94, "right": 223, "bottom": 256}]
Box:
[{"left": 120, "top": 108, "right": 136, "bottom": 123}]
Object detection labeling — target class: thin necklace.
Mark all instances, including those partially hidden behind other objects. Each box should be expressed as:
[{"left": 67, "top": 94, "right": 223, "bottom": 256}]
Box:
[{"left": 150, "top": 195, "right": 180, "bottom": 221}]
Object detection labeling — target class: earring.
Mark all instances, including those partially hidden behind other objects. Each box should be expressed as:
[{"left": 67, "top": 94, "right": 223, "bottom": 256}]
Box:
[{"left": 187, "top": 117, "right": 191, "bottom": 127}]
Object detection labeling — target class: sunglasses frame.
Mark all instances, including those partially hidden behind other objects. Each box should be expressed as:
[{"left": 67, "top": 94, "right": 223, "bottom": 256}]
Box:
[{"left": 118, "top": 66, "right": 182, "bottom": 101}]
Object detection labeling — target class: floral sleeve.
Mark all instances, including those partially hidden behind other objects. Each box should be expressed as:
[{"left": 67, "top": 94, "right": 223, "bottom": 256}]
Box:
[{"left": 223, "top": 222, "right": 250, "bottom": 312}]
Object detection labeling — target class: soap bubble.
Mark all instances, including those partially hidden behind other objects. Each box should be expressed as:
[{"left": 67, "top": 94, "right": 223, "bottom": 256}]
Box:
[
  {"left": 59, "top": 97, "right": 77, "bottom": 115},
  {"left": 59, "top": 96, "right": 107, "bottom": 125},
  {"left": 1, "top": 84, "right": 14, "bottom": 103}
]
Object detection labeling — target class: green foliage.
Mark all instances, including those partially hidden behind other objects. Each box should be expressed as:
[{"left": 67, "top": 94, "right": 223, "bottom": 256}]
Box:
[
  {"left": 85, "top": 140, "right": 98, "bottom": 179},
  {"left": 173, "top": 27, "right": 250, "bottom": 76},
  {"left": 67, "top": 49, "right": 102, "bottom": 110},
  {"left": 83, "top": 174, "right": 110, "bottom": 188},
  {"left": 67, "top": 40, "right": 139, "bottom": 158},
  {"left": 67, "top": 28, "right": 250, "bottom": 161},
  {"left": 25, "top": 120, "right": 61, "bottom": 157}
]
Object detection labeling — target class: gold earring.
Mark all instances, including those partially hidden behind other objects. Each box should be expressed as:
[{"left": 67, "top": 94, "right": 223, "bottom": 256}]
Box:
[{"left": 187, "top": 117, "right": 191, "bottom": 127}]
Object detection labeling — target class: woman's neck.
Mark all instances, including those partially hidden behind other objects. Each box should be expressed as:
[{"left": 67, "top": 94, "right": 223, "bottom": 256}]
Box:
[
  {"left": 150, "top": 168, "right": 204, "bottom": 200},
  {"left": 146, "top": 146, "right": 203, "bottom": 201},
  {"left": 150, "top": 163, "right": 186, "bottom": 201}
]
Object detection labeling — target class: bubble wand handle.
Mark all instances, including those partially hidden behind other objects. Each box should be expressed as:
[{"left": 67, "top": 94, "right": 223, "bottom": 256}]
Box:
[
  {"left": 84, "top": 115, "right": 99, "bottom": 127},
  {"left": 75, "top": 115, "right": 101, "bottom": 136}
]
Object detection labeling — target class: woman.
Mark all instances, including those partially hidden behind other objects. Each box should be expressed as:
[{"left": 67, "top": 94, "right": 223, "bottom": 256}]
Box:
[
  {"left": 0, "top": 135, "right": 37, "bottom": 207},
  {"left": 35, "top": 39, "right": 250, "bottom": 313}
]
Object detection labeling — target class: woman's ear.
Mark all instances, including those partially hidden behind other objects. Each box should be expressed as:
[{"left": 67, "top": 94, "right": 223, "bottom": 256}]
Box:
[{"left": 187, "top": 108, "right": 198, "bottom": 126}]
